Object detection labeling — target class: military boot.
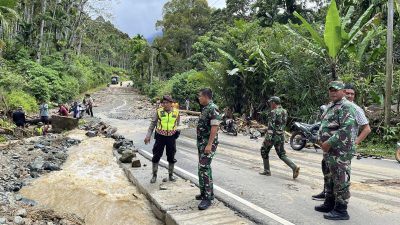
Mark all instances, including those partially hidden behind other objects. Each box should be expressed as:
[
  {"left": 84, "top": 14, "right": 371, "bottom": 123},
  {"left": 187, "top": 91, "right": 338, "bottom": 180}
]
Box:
[
  {"left": 150, "top": 163, "right": 158, "bottom": 183},
  {"left": 281, "top": 156, "right": 300, "bottom": 179},
  {"left": 259, "top": 158, "right": 271, "bottom": 176},
  {"left": 312, "top": 191, "right": 326, "bottom": 201},
  {"left": 323, "top": 202, "right": 350, "bottom": 220},
  {"left": 168, "top": 163, "right": 176, "bottom": 182},
  {"left": 315, "top": 196, "right": 335, "bottom": 213}
]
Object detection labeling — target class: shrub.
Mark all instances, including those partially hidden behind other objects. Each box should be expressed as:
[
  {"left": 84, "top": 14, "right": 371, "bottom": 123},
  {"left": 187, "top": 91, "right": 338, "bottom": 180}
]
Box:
[{"left": 5, "top": 90, "right": 38, "bottom": 113}]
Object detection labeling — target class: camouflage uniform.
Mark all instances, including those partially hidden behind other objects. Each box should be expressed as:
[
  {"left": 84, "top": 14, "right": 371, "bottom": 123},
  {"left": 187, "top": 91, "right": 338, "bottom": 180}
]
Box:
[
  {"left": 319, "top": 98, "right": 356, "bottom": 205},
  {"left": 197, "top": 101, "right": 221, "bottom": 200},
  {"left": 260, "top": 105, "right": 298, "bottom": 171}
]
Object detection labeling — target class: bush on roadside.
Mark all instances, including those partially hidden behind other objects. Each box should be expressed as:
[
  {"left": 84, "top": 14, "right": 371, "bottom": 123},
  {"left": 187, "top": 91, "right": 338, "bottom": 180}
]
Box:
[{"left": 5, "top": 90, "right": 38, "bottom": 113}]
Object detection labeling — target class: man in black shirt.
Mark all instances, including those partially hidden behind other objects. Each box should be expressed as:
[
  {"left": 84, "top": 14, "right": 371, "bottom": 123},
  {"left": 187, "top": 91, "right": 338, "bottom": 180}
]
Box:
[{"left": 13, "top": 106, "right": 26, "bottom": 128}]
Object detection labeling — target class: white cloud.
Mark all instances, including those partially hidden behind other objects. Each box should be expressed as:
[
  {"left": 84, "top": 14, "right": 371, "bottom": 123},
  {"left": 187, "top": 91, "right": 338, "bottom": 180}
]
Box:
[{"left": 111, "top": 0, "right": 226, "bottom": 38}]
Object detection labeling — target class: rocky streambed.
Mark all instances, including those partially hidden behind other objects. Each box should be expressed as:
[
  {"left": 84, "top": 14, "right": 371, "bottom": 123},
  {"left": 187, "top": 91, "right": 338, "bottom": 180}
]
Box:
[{"left": 0, "top": 133, "right": 84, "bottom": 224}]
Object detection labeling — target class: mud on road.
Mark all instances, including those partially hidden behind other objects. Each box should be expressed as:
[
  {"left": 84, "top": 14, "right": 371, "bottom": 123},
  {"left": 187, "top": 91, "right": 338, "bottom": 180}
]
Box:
[{"left": 92, "top": 83, "right": 400, "bottom": 225}]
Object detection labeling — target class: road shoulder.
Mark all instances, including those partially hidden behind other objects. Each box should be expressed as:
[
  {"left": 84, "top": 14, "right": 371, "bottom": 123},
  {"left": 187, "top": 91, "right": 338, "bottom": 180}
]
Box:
[{"left": 113, "top": 150, "right": 253, "bottom": 225}]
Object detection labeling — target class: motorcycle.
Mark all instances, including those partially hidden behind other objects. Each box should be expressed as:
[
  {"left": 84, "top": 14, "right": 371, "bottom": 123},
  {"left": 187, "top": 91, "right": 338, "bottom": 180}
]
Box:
[
  {"left": 290, "top": 122, "right": 321, "bottom": 151},
  {"left": 290, "top": 105, "right": 327, "bottom": 151},
  {"left": 219, "top": 113, "right": 238, "bottom": 136},
  {"left": 396, "top": 142, "right": 400, "bottom": 163}
]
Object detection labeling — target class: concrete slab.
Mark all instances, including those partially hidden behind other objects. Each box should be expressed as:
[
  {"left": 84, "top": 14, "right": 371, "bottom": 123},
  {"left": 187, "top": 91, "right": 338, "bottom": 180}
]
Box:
[{"left": 114, "top": 150, "right": 253, "bottom": 225}]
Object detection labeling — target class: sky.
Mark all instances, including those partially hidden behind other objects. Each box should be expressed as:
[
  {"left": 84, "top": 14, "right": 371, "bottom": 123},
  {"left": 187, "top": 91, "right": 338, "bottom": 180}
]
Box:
[{"left": 111, "top": 0, "right": 226, "bottom": 39}]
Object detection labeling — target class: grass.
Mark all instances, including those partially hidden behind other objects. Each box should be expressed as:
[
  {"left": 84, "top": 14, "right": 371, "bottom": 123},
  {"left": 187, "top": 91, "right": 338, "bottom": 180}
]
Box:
[
  {"left": 357, "top": 143, "right": 397, "bottom": 159},
  {"left": 0, "top": 135, "right": 6, "bottom": 143}
]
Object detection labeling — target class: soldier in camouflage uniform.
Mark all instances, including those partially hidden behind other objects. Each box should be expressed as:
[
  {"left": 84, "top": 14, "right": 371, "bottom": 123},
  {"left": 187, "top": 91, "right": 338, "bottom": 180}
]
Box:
[
  {"left": 259, "top": 96, "right": 300, "bottom": 179},
  {"left": 196, "top": 88, "right": 221, "bottom": 210},
  {"left": 315, "top": 81, "right": 356, "bottom": 220}
]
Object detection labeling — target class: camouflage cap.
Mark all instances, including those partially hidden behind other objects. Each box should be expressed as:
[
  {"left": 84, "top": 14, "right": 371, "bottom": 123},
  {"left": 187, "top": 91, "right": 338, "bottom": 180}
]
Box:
[
  {"left": 268, "top": 96, "right": 281, "bottom": 104},
  {"left": 329, "top": 81, "right": 345, "bottom": 90}
]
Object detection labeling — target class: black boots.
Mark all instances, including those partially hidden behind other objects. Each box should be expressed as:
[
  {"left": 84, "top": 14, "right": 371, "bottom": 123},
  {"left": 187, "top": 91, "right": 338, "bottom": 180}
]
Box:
[
  {"left": 195, "top": 194, "right": 214, "bottom": 200},
  {"left": 324, "top": 203, "right": 350, "bottom": 220},
  {"left": 315, "top": 196, "right": 335, "bottom": 213},
  {"left": 259, "top": 158, "right": 271, "bottom": 176},
  {"left": 150, "top": 163, "right": 158, "bottom": 183},
  {"left": 198, "top": 199, "right": 212, "bottom": 210},
  {"left": 312, "top": 191, "right": 326, "bottom": 200},
  {"left": 168, "top": 163, "right": 176, "bottom": 182}
]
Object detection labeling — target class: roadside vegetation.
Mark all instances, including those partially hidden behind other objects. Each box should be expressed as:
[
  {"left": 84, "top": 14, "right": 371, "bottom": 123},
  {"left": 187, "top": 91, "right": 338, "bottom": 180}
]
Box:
[
  {"left": 129, "top": 0, "right": 400, "bottom": 157},
  {"left": 0, "top": 0, "right": 130, "bottom": 114}
]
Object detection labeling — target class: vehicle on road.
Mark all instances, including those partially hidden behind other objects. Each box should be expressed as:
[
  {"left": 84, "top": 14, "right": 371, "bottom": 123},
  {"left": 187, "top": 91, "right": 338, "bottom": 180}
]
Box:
[
  {"left": 111, "top": 76, "right": 119, "bottom": 84},
  {"left": 290, "top": 121, "right": 320, "bottom": 151},
  {"left": 396, "top": 142, "right": 400, "bottom": 163},
  {"left": 220, "top": 113, "right": 238, "bottom": 136}
]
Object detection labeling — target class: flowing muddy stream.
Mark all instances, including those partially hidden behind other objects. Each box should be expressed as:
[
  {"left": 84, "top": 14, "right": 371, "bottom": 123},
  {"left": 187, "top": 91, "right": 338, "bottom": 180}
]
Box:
[{"left": 20, "top": 131, "right": 161, "bottom": 225}]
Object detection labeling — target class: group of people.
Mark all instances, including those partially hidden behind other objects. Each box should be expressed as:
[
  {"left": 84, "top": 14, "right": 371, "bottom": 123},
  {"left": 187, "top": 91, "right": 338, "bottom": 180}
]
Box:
[
  {"left": 144, "top": 81, "right": 370, "bottom": 220},
  {"left": 11, "top": 94, "right": 95, "bottom": 135},
  {"left": 145, "top": 89, "right": 219, "bottom": 211},
  {"left": 257, "top": 81, "right": 370, "bottom": 220}
]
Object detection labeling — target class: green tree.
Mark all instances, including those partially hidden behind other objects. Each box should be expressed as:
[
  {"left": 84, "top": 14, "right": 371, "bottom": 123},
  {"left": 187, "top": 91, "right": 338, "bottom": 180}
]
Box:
[{"left": 289, "top": 0, "right": 381, "bottom": 80}]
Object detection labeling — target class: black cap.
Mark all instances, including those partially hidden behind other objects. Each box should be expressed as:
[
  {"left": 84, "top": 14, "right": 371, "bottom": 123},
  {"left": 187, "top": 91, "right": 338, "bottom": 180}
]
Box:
[{"left": 162, "top": 95, "right": 174, "bottom": 102}]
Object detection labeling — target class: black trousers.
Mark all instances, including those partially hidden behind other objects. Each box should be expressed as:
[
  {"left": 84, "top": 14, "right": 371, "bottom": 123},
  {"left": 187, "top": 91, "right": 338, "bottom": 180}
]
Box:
[
  {"left": 87, "top": 106, "right": 93, "bottom": 117},
  {"left": 152, "top": 133, "right": 177, "bottom": 164}
]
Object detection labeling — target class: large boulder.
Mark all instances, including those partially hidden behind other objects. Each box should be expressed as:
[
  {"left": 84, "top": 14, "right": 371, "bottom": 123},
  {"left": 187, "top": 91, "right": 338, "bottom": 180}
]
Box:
[
  {"left": 113, "top": 139, "right": 133, "bottom": 149},
  {"left": 119, "top": 150, "right": 135, "bottom": 163},
  {"left": 51, "top": 115, "right": 79, "bottom": 133},
  {"left": 28, "top": 157, "right": 44, "bottom": 172}
]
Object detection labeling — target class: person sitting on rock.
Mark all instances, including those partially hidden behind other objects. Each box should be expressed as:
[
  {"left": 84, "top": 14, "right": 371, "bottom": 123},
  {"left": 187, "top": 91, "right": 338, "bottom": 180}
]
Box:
[{"left": 34, "top": 122, "right": 45, "bottom": 136}]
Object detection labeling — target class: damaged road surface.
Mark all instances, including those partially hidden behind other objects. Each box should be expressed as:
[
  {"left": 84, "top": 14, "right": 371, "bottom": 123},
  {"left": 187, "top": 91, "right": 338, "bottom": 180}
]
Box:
[
  {"left": 93, "top": 83, "right": 400, "bottom": 225},
  {"left": 19, "top": 129, "right": 161, "bottom": 225}
]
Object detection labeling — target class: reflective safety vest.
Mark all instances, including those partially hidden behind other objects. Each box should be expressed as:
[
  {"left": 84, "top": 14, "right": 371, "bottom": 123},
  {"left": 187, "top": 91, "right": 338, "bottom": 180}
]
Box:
[
  {"left": 156, "top": 108, "right": 179, "bottom": 136},
  {"left": 35, "top": 127, "right": 43, "bottom": 136}
]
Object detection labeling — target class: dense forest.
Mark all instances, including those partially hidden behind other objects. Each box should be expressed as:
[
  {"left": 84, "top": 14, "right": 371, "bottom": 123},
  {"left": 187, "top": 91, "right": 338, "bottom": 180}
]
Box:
[
  {"left": 129, "top": 0, "right": 400, "bottom": 150},
  {"left": 1, "top": 0, "right": 400, "bottom": 151},
  {"left": 0, "top": 0, "right": 130, "bottom": 113}
]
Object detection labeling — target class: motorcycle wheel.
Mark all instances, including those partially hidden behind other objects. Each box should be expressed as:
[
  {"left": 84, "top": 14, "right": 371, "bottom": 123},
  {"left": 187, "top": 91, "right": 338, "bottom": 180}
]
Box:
[
  {"left": 396, "top": 147, "right": 400, "bottom": 163},
  {"left": 290, "top": 131, "right": 306, "bottom": 151},
  {"left": 220, "top": 124, "right": 228, "bottom": 133},
  {"left": 232, "top": 124, "right": 238, "bottom": 136}
]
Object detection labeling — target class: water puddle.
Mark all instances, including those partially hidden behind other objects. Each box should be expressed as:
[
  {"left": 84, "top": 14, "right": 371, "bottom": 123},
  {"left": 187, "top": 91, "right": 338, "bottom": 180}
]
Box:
[{"left": 21, "top": 131, "right": 161, "bottom": 225}]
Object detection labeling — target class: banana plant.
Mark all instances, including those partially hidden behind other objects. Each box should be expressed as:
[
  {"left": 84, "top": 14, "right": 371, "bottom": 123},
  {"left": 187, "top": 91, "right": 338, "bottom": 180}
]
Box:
[{"left": 287, "top": 0, "right": 381, "bottom": 80}]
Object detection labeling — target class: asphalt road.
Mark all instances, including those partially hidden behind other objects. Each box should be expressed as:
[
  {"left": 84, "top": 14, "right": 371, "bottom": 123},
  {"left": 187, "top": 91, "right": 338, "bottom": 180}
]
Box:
[{"left": 94, "top": 84, "right": 400, "bottom": 225}]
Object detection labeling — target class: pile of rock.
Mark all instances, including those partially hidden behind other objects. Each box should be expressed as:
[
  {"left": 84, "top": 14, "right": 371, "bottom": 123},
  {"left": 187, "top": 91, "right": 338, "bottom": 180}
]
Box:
[
  {"left": 112, "top": 135, "right": 141, "bottom": 168},
  {"left": 81, "top": 121, "right": 117, "bottom": 138}
]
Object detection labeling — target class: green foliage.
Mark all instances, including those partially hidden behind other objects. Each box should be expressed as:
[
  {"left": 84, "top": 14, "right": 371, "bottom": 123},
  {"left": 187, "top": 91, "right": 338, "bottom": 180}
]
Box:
[
  {"left": 324, "top": 0, "right": 342, "bottom": 58},
  {"left": 5, "top": 90, "right": 37, "bottom": 113},
  {"left": 0, "top": 0, "right": 17, "bottom": 9},
  {"left": 0, "top": 135, "right": 6, "bottom": 143}
]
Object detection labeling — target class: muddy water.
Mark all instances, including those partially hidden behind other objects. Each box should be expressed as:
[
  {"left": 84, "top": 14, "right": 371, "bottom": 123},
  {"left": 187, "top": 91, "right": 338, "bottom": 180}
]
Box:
[{"left": 21, "top": 131, "right": 161, "bottom": 225}]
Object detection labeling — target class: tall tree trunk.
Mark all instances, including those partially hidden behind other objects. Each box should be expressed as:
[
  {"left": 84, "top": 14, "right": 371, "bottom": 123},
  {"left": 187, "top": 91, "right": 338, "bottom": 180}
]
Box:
[
  {"left": 331, "top": 63, "right": 338, "bottom": 80},
  {"left": 384, "top": 0, "right": 394, "bottom": 126},
  {"left": 36, "top": 0, "right": 47, "bottom": 63}
]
